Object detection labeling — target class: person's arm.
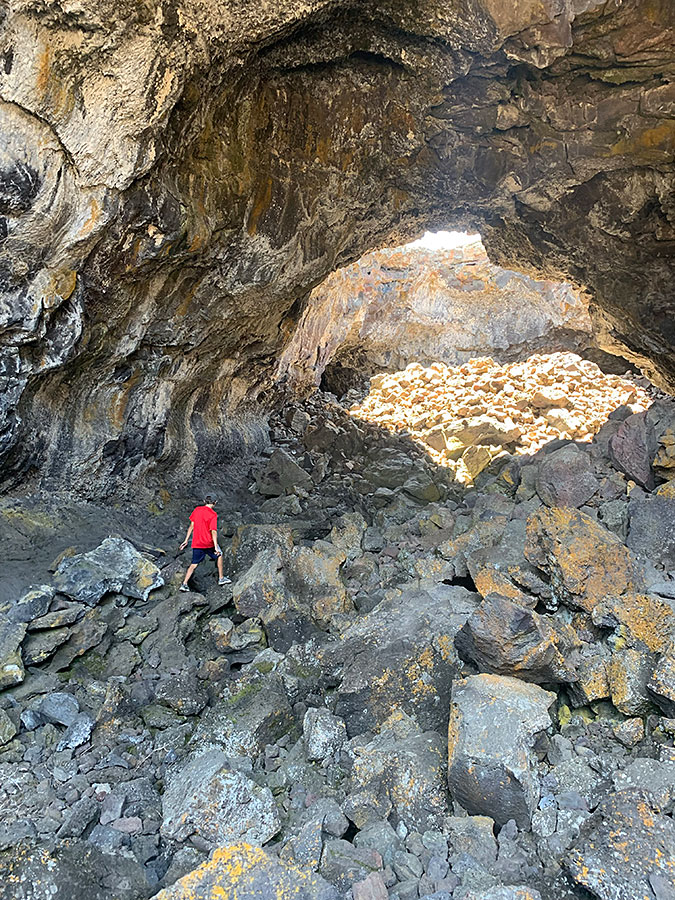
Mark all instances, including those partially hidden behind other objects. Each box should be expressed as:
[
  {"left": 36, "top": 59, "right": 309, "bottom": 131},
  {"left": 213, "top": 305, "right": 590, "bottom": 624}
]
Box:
[
  {"left": 211, "top": 527, "right": 221, "bottom": 556},
  {"left": 180, "top": 521, "right": 194, "bottom": 550}
]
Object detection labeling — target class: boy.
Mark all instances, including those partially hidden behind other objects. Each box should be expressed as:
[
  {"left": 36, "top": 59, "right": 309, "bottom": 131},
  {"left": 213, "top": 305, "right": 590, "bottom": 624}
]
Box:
[{"left": 179, "top": 495, "right": 231, "bottom": 591}]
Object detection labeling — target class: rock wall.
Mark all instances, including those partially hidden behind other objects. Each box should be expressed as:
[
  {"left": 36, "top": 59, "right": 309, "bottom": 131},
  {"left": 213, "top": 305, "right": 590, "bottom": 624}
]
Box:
[
  {"left": 278, "top": 237, "right": 593, "bottom": 394},
  {"left": 1, "top": 1, "right": 674, "bottom": 494}
]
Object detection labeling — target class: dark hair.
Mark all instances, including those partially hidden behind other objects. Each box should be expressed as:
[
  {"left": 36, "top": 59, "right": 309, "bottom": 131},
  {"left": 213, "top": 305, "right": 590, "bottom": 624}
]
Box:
[{"left": 204, "top": 494, "right": 215, "bottom": 504}]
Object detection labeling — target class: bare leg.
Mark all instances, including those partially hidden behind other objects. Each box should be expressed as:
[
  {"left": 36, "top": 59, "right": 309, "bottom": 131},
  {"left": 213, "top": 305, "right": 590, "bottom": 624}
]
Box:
[
  {"left": 217, "top": 555, "right": 224, "bottom": 578},
  {"left": 183, "top": 563, "right": 198, "bottom": 585}
]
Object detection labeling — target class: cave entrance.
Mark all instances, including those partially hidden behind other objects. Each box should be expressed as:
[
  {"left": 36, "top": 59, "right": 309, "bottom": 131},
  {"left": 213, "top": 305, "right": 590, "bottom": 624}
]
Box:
[{"left": 278, "top": 230, "right": 658, "bottom": 485}]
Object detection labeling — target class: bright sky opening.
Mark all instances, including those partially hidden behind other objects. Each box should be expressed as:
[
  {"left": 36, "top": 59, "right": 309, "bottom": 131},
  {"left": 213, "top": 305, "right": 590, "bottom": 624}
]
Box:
[{"left": 406, "top": 230, "right": 482, "bottom": 250}]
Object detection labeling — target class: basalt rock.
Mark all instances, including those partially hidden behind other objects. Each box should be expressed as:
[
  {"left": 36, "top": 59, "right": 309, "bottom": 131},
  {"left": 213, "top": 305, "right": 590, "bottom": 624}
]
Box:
[{"left": 1, "top": 1, "right": 675, "bottom": 495}]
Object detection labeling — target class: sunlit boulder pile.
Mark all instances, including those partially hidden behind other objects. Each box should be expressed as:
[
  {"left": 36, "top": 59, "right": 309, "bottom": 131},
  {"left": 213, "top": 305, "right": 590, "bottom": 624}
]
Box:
[{"left": 350, "top": 352, "right": 652, "bottom": 483}]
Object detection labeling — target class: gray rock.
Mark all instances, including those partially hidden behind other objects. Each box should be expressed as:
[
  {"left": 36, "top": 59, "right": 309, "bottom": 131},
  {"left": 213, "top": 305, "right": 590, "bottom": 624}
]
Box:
[
  {"left": 627, "top": 496, "right": 675, "bottom": 570},
  {"left": 54, "top": 537, "right": 163, "bottom": 605},
  {"left": 161, "top": 749, "right": 281, "bottom": 846},
  {"left": 446, "top": 815, "right": 497, "bottom": 869},
  {"left": 0, "top": 839, "right": 149, "bottom": 900},
  {"left": 455, "top": 594, "right": 579, "bottom": 684},
  {"left": 56, "top": 713, "right": 95, "bottom": 751},
  {"left": 154, "top": 842, "right": 338, "bottom": 899},
  {"left": 649, "top": 652, "right": 675, "bottom": 717},
  {"left": 57, "top": 797, "right": 100, "bottom": 839},
  {"left": 256, "top": 448, "right": 313, "bottom": 497},
  {"left": 344, "top": 710, "right": 449, "bottom": 832},
  {"left": 39, "top": 692, "right": 80, "bottom": 727},
  {"left": 4, "top": 586, "right": 54, "bottom": 624},
  {"left": 191, "top": 670, "right": 294, "bottom": 760},
  {"left": 320, "top": 839, "right": 382, "bottom": 891},
  {"left": 155, "top": 671, "right": 208, "bottom": 716},
  {"left": 0, "top": 709, "right": 16, "bottom": 746},
  {"left": 535, "top": 445, "right": 599, "bottom": 508},
  {"left": 566, "top": 789, "right": 675, "bottom": 900},
  {"left": 464, "top": 889, "right": 543, "bottom": 900},
  {"left": 447, "top": 674, "right": 555, "bottom": 828},
  {"left": 354, "top": 820, "right": 402, "bottom": 867},
  {"left": 613, "top": 758, "right": 675, "bottom": 814},
  {"left": 333, "top": 584, "right": 479, "bottom": 736},
  {"left": 0, "top": 619, "right": 26, "bottom": 689},
  {"left": 609, "top": 411, "right": 657, "bottom": 490},
  {"left": 303, "top": 707, "right": 347, "bottom": 760}
]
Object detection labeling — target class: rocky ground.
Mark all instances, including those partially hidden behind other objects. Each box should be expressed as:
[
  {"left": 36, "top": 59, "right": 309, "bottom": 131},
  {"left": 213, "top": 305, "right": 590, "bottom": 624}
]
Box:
[{"left": 1, "top": 355, "right": 675, "bottom": 900}]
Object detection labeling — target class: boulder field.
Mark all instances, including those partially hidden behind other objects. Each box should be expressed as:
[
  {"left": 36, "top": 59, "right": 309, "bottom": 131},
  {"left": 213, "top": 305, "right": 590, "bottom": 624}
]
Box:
[
  {"left": 1, "top": 359, "right": 675, "bottom": 899},
  {"left": 1, "top": 0, "right": 674, "bottom": 496}
]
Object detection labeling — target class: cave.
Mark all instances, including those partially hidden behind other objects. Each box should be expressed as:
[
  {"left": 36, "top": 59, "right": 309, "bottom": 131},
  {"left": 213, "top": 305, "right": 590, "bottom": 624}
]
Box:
[{"left": 2, "top": 4, "right": 675, "bottom": 899}]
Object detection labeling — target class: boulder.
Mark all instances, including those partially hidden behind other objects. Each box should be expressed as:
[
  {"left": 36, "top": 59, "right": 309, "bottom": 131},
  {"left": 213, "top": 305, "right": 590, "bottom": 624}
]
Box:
[
  {"left": 191, "top": 669, "right": 294, "bottom": 760},
  {"left": 609, "top": 410, "right": 656, "bottom": 489},
  {"left": 0, "top": 839, "right": 149, "bottom": 900},
  {"left": 627, "top": 496, "right": 675, "bottom": 570},
  {"left": 565, "top": 789, "right": 675, "bottom": 900},
  {"left": 54, "top": 537, "right": 163, "bottom": 605},
  {"left": 455, "top": 594, "right": 579, "bottom": 684},
  {"left": 612, "top": 759, "right": 675, "bottom": 814},
  {"left": 464, "top": 890, "right": 542, "bottom": 900},
  {"left": 153, "top": 842, "right": 338, "bottom": 900},
  {"left": 303, "top": 707, "right": 347, "bottom": 761},
  {"left": 0, "top": 619, "right": 26, "bottom": 689},
  {"left": 525, "top": 507, "right": 674, "bottom": 652},
  {"left": 344, "top": 711, "right": 449, "bottom": 832},
  {"left": 4, "top": 585, "right": 54, "bottom": 624},
  {"left": 256, "top": 448, "right": 313, "bottom": 496},
  {"left": 161, "top": 749, "right": 280, "bottom": 846},
  {"left": 534, "top": 445, "right": 599, "bottom": 508},
  {"left": 0, "top": 710, "right": 16, "bottom": 746},
  {"left": 332, "top": 585, "right": 479, "bottom": 736},
  {"left": 447, "top": 674, "right": 554, "bottom": 828},
  {"left": 319, "top": 840, "right": 383, "bottom": 891},
  {"left": 649, "top": 652, "right": 675, "bottom": 717}
]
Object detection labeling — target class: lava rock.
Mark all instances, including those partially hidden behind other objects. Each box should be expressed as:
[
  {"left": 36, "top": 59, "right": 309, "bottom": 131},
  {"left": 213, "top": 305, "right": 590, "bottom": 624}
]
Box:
[
  {"left": 649, "top": 652, "right": 675, "bottom": 717},
  {"left": 627, "top": 496, "right": 675, "bottom": 570},
  {"left": 535, "top": 444, "right": 599, "bottom": 508},
  {"left": 161, "top": 748, "right": 281, "bottom": 846},
  {"left": 344, "top": 710, "right": 449, "bottom": 832},
  {"left": 565, "top": 789, "right": 675, "bottom": 900},
  {"left": 302, "top": 707, "right": 347, "bottom": 760},
  {"left": 455, "top": 594, "right": 579, "bottom": 684},
  {"left": 0, "top": 619, "right": 26, "bottom": 689},
  {"left": 320, "top": 839, "right": 383, "bottom": 891},
  {"left": 154, "top": 842, "right": 338, "bottom": 900},
  {"left": 447, "top": 674, "right": 555, "bottom": 828},
  {"left": 38, "top": 692, "right": 80, "bottom": 727},
  {"left": 332, "top": 584, "right": 479, "bottom": 736},
  {"left": 0, "top": 709, "right": 17, "bottom": 746},
  {"left": 256, "top": 448, "right": 313, "bottom": 496},
  {"left": 0, "top": 839, "right": 150, "bottom": 900},
  {"left": 54, "top": 537, "right": 163, "bottom": 605}
]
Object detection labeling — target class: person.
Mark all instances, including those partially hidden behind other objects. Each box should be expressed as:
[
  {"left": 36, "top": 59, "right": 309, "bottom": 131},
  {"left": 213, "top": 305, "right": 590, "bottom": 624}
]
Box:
[{"left": 179, "top": 495, "right": 231, "bottom": 591}]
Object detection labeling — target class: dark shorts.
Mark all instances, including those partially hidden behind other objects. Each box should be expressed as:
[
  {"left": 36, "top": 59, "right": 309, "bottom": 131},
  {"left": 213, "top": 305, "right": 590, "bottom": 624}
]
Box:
[{"left": 191, "top": 547, "right": 218, "bottom": 564}]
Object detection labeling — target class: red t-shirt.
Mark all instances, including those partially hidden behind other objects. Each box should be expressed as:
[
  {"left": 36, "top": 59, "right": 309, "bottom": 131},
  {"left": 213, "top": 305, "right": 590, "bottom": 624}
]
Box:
[{"left": 190, "top": 506, "right": 217, "bottom": 548}]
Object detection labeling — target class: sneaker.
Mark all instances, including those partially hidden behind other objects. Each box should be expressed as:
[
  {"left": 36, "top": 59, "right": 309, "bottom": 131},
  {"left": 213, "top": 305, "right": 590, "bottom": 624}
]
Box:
[
  {"left": 218, "top": 576, "right": 232, "bottom": 586},
  {"left": 179, "top": 583, "right": 190, "bottom": 592}
]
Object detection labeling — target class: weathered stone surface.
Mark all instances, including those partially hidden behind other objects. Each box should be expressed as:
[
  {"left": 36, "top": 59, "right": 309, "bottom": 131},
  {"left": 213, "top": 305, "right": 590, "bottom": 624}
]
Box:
[
  {"left": 1, "top": 0, "right": 675, "bottom": 497},
  {"left": 332, "top": 585, "right": 479, "bottom": 736},
  {"left": 0, "top": 710, "right": 16, "bottom": 746},
  {"left": 0, "top": 839, "right": 150, "bottom": 900},
  {"left": 344, "top": 711, "right": 449, "bottom": 832},
  {"left": 649, "top": 652, "right": 675, "bottom": 717},
  {"left": 627, "top": 496, "right": 675, "bottom": 571},
  {"left": 464, "top": 890, "right": 542, "bottom": 900},
  {"left": 154, "top": 842, "right": 338, "bottom": 900},
  {"left": 256, "top": 449, "right": 313, "bottom": 497},
  {"left": 447, "top": 674, "right": 555, "bottom": 828},
  {"left": 525, "top": 507, "right": 674, "bottom": 652},
  {"left": 565, "top": 790, "right": 675, "bottom": 900},
  {"left": 303, "top": 707, "right": 347, "bottom": 761},
  {"left": 278, "top": 237, "right": 592, "bottom": 394},
  {"left": 0, "top": 619, "right": 26, "bottom": 689},
  {"left": 192, "top": 670, "right": 294, "bottom": 760},
  {"left": 54, "top": 538, "right": 163, "bottom": 605},
  {"left": 534, "top": 445, "right": 599, "bottom": 509},
  {"left": 161, "top": 749, "right": 281, "bottom": 846},
  {"left": 320, "top": 840, "right": 383, "bottom": 892},
  {"left": 455, "top": 594, "right": 579, "bottom": 684}
]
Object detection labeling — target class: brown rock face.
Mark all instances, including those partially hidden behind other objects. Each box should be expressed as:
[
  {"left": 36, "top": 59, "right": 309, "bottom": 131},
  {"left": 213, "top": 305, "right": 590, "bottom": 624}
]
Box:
[
  {"left": 277, "top": 237, "right": 593, "bottom": 394},
  {"left": 1, "top": 1, "right": 674, "bottom": 494}
]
